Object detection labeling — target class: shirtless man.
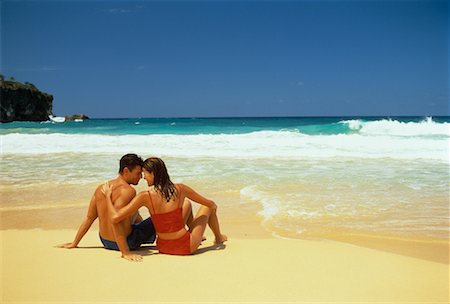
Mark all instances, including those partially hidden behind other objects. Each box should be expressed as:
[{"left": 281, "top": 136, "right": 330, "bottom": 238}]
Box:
[{"left": 56, "top": 154, "right": 156, "bottom": 262}]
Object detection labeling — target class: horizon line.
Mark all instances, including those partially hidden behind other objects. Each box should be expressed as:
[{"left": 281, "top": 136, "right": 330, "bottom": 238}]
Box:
[{"left": 53, "top": 114, "right": 450, "bottom": 120}]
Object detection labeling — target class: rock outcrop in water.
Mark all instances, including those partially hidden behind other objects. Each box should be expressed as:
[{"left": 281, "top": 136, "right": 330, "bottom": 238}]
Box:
[
  {"left": 65, "top": 114, "right": 90, "bottom": 121},
  {"left": 0, "top": 78, "right": 53, "bottom": 123}
]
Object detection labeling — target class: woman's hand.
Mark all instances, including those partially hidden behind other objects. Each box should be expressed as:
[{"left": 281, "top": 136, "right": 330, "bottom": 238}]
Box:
[{"left": 101, "top": 182, "right": 113, "bottom": 198}]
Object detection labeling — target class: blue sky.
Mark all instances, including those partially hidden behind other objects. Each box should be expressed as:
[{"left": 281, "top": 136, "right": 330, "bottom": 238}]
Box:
[{"left": 2, "top": 0, "right": 448, "bottom": 118}]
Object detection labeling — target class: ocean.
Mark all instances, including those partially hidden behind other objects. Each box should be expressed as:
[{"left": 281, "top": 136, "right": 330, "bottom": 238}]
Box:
[{"left": 1, "top": 116, "right": 449, "bottom": 243}]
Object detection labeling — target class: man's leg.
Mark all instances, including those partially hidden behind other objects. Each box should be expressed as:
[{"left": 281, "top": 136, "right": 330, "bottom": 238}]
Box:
[
  {"left": 128, "top": 218, "right": 156, "bottom": 249},
  {"left": 108, "top": 221, "right": 142, "bottom": 261},
  {"left": 112, "top": 221, "right": 134, "bottom": 252},
  {"left": 99, "top": 234, "right": 120, "bottom": 250}
]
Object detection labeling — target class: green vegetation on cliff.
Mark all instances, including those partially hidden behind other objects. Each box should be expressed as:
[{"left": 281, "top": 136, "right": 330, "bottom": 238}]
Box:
[{"left": 1, "top": 75, "right": 44, "bottom": 93}]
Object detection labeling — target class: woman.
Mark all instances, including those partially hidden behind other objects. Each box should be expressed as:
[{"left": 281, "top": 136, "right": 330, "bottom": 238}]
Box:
[{"left": 103, "top": 157, "right": 227, "bottom": 256}]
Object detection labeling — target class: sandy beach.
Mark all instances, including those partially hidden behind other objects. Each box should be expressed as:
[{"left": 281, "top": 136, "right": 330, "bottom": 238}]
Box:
[{"left": 1, "top": 212, "right": 449, "bottom": 303}]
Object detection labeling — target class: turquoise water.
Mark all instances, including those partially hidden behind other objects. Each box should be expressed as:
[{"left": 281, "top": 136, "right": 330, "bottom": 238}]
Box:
[
  {"left": 1, "top": 116, "right": 449, "bottom": 241},
  {"left": 2, "top": 116, "right": 449, "bottom": 135}
]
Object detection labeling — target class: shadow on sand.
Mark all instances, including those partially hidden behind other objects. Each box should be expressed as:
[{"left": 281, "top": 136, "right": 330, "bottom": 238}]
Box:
[
  {"left": 135, "top": 242, "right": 226, "bottom": 256},
  {"left": 73, "top": 242, "right": 226, "bottom": 256}
]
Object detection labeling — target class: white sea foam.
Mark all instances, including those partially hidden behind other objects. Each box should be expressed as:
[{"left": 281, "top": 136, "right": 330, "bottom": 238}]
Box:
[
  {"left": 340, "top": 119, "right": 364, "bottom": 131},
  {"left": 240, "top": 185, "right": 280, "bottom": 218},
  {"left": 2, "top": 129, "right": 448, "bottom": 161},
  {"left": 258, "top": 198, "right": 281, "bottom": 218},
  {"left": 287, "top": 210, "right": 321, "bottom": 218},
  {"left": 240, "top": 185, "right": 263, "bottom": 202},
  {"left": 340, "top": 117, "right": 450, "bottom": 137},
  {"left": 48, "top": 115, "right": 66, "bottom": 123}
]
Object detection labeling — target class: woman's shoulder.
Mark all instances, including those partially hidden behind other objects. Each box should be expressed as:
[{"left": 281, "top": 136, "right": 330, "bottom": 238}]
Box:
[
  {"left": 177, "top": 183, "right": 191, "bottom": 191},
  {"left": 177, "top": 183, "right": 196, "bottom": 194},
  {"left": 136, "top": 190, "right": 151, "bottom": 200},
  {"left": 137, "top": 189, "right": 151, "bottom": 195}
]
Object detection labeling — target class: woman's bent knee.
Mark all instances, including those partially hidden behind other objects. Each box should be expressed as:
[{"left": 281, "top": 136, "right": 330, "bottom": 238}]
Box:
[{"left": 198, "top": 205, "right": 212, "bottom": 216}]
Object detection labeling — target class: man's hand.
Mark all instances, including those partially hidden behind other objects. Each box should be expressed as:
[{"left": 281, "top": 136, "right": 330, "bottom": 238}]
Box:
[
  {"left": 122, "top": 253, "right": 143, "bottom": 262},
  {"left": 55, "top": 242, "right": 77, "bottom": 249}
]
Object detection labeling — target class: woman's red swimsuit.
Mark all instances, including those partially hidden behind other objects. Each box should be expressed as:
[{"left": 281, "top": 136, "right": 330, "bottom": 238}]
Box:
[{"left": 148, "top": 191, "right": 191, "bottom": 255}]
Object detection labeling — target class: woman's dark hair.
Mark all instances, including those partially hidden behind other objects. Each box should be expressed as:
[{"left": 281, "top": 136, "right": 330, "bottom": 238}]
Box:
[
  {"left": 119, "top": 154, "right": 144, "bottom": 173},
  {"left": 143, "top": 157, "right": 177, "bottom": 202}
]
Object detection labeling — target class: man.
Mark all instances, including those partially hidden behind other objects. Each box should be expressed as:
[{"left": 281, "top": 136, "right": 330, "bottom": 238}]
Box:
[{"left": 56, "top": 154, "right": 156, "bottom": 262}]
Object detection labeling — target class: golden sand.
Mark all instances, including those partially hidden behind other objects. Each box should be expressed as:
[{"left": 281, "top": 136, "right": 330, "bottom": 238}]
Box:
[
  {"left": 1, "top": 214, "right": 449, "bottom": 303},
  {"left": 1, "top": 182, "right": 448, "bottom": 303}
]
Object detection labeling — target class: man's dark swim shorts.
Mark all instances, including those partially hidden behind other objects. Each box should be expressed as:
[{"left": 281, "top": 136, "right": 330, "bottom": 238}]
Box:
[{"left": 99, "top": 217, "right": 156, "bottom": 251}]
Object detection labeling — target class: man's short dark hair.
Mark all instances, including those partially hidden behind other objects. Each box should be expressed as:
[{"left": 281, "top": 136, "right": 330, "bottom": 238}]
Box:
[{"left": 119, "top": 154, "right": 144, "bottom": 174}]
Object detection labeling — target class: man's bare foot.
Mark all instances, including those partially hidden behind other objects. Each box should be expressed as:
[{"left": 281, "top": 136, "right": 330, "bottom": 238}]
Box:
[
  {"left": 214, "top": 234, "right": 228, "bottom": 244},
  {"left": 122, "top": 253, "right": 143, "bottom": 262}
]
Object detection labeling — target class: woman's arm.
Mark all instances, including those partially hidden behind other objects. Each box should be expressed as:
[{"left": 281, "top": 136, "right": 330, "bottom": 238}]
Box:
[
  {"left": 103, "top": 183, "right": 146, "bottom": 224},
  {"left": 179, "top": 183, "right": 217, "bottom": 210}
]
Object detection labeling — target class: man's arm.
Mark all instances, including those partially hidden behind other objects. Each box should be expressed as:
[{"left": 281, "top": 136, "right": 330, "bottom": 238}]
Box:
[
  {"left": 56, "top": 191, "right": 98, "bottom": 248},
  {"left": 108, "top": 187, "right": 143, "bottom": 262}
]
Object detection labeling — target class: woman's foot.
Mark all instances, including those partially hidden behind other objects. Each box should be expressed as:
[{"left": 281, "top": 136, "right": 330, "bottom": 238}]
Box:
[{"left": 214, "top": 234, "right": 228, "bottom": 244}]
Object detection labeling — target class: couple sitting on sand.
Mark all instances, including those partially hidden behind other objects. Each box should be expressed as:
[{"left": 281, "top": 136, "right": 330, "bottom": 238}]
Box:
[{"left": 57, "top": 154, "right": 227, "bottom": 261}]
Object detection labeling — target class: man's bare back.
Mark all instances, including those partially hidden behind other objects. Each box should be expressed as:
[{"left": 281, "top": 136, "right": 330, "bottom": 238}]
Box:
[{"left": 95, "top": 178, "right": 134, "bottom": 241}]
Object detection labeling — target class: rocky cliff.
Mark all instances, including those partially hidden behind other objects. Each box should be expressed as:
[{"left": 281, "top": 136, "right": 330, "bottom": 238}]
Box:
[{"left": 1, "top": 80, "right": 53, "bottom": 122}]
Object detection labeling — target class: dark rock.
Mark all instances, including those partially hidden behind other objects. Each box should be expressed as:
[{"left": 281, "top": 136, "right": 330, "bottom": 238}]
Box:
[
  {"left": 0, "top": 80, "right": 53, "bottom": 122},
  {"left": 65, "top": 114, "right": 89, "bottom": 121}
]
